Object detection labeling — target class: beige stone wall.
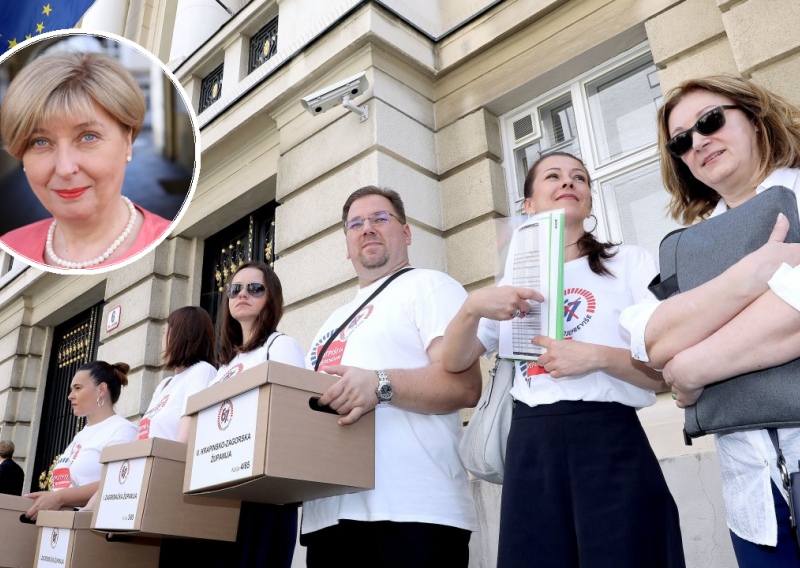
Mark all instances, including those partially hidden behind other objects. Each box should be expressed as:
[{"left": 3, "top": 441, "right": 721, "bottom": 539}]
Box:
[{"left": 646, "top": 0, "right": 800, "bottom": 105}]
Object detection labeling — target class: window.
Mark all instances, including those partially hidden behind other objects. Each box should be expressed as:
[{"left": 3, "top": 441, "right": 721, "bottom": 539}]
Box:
[
  {"left": 248, "top": 17, "right": 279, "bottom": 74},
  {"left": 502, "top": 44, "right": 680, "bottom": 257},
  {"left": 199, "top": 63, "right": 224, "bottom": 113}
]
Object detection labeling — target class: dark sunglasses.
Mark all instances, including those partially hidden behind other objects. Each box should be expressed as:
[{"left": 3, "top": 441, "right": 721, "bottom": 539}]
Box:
[
  {"left": 666, "top": 105, "right": 741, "bottom": 158},
  {"left": 226, "top": 282, "right": 267, "bottom": 299}
]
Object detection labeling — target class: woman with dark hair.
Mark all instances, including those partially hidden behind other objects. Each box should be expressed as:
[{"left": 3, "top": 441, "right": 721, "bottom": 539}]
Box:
[
  {"left": 138, "top": 306, "right": 217, "bottom": 443},
  {"left": 442, "top": 152, "right": 685, "bottom": 568},
  {"left": 212, "top": 261, "right": 305, "bottom": 567},
  {"left": 24, "top": 361, "right": 136, "bottom": 519},
  {"left": 621, "top": 75, "right": 800, "bottom": 566}
]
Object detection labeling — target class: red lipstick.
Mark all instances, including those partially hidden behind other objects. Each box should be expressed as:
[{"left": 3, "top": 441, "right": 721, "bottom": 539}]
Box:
[{"left": 54, "top": 187, "right": 89, "bottom": 199}]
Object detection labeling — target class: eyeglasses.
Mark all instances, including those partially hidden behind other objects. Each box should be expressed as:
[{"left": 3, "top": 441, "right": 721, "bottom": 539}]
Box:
[
  {"left": 343, "top": 211, "right": 402, "bottom": 232},
  {"left": 666, "top": 105, "right": 741, "bottom": 158},
  {"left": 226, "top": 282, "right": 267, "bottom": 299}
]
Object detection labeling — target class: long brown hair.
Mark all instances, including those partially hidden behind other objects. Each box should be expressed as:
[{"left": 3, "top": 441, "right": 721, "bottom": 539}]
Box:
[
  {"left": 658, "top": 75, "right": 800, "bottom": 225},
  {"left": 524, "top": 151, "right": 618, "bottom": 277},
  {"left": 217, "top": 261, "right": 284, "bottom": 366},
  {"left": 164, "top": 306, "right": 216, "bottom": 370}
]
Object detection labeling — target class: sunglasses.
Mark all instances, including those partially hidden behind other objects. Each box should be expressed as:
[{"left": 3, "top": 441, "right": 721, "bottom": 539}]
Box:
[
  {"left": 343, "top": 211, "right": 402, "bottom": 232},
  {"left": 226, "top": 282, "right": 266, "bottom": 299},
  {"left": 666, "top": 105, "right": 741, "bottom": 158}
]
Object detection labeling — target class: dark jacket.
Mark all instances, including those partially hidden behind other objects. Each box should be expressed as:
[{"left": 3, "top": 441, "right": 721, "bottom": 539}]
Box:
[{"left": 0, "top": 458, "right": 24, "bottom": 496}]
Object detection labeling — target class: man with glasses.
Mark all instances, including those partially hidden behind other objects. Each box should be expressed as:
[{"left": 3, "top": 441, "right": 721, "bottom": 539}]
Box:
[{"left": 301, "top": 186, "right": 481, "bottom": 567}]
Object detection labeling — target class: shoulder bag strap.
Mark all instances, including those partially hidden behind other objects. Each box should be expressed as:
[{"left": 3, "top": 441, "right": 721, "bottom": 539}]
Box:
[
  {"left": 768, "top": 428, "right": 798, "bottom": 532},
  {"left": 264, "top": 332, "right": 284, "bottom": 361},
  {"left": 314, "top": 267, "right": 415, "bottom": 371}
]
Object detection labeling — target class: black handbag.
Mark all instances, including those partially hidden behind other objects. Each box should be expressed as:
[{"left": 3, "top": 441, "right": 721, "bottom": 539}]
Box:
[{"left": 648, "top": 186, "right": 800, "bottom": 439}]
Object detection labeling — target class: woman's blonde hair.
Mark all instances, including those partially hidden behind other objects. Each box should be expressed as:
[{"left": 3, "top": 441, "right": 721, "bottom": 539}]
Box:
[
  {"left": 0, "top": 50, "right": 146, "bottom": 159},
  {"left": 657, "top": 75, "right": 800, "bottom": 225}
]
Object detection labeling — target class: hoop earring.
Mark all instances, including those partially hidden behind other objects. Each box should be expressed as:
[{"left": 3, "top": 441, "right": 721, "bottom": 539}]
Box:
[
  {"left": 96, "top": 396, "right": 105, "bottom": 408},
  {"left": 585, "top": 214, "right": 598, "bottom": 233}
]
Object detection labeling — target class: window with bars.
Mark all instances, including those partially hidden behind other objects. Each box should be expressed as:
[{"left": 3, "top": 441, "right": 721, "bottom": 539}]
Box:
[
  {"left": 248, "top": 17, "right": 279, "bottom": 74},
  {"left": 502, "top": 45, "right": 680, "bottom": 258},
  {"left": 199, "top": 63, "right": 224, "bottom": 113}
]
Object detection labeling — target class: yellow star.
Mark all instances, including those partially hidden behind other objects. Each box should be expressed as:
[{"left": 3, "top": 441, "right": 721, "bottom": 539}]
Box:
[
  {"left": 36, "top": 22, "right": 45, "bottom": 33},
  {"left": 25, "top": 34, "right": 31, "bottom": 40},
  {"left": 8, "top": 39, "right": 17, "bottom": 49},
  {"left": 42, "top": 4, "right": 52, "bottom": 16}
]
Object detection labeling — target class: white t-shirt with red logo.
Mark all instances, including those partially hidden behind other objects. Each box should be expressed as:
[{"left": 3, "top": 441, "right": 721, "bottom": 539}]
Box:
[
  {"left": 302, "top": 268, "right": 478, "bottom": 535},
  {"left": 477, "top": 244, "right": 658, "bottom": 409},
  {"left": 138, "top": 361, "right": 217, "bottom": 440},
  {"left": 211, "top": 332, "right": 306, "bottom": 385},
  {"left": 52, "top": 414, "right": 137, "bottom": 491}
]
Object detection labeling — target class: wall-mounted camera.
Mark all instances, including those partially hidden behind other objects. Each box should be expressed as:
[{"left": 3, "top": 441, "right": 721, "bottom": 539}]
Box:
[{"left": 301, "top": 72, "right": 369, "bottom": 122}]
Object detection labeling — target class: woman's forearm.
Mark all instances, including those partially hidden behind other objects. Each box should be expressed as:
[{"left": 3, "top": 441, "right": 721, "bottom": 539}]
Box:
[
  {"left": 597, "top": 346, "right": 667, "bottom": 391},
  {"left": 56, "top": 481, "right": 100, "bottom": 508},
  {"left": 442, "top": 304, "right": 487, "bottom": 373}
]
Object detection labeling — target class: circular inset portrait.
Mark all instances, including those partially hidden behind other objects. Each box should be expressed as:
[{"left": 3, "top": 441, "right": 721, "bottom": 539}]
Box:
[{"left": 0, "top": 31, "right": 199, "bottom": 273}]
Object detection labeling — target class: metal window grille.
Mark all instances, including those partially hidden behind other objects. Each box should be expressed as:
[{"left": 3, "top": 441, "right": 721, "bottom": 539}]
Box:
[
  {"left": 248, "top": 17, "right": 279, "bottom": 74},
  {"left": 30, "top": 304, "right": 102, "bottom": 492},
  {"left": 199, "top": 63, "right": 224, "bottom": 113}
]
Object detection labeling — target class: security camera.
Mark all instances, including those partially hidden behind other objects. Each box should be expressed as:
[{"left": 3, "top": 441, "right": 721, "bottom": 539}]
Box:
[{"left": 301, "top": 72, "right": 369, "bottom": 122}]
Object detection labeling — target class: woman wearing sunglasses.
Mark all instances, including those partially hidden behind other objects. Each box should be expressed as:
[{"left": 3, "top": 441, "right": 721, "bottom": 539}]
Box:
[
  {"left": 621, "top": 76, "right": 800, "bottom": 566},
  {"left": 212, "top": 260, "right": 306, "bottom": 567}
]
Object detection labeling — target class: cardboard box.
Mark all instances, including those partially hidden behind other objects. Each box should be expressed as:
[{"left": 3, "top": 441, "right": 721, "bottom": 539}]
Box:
[
  {"left": 0, "top": 494, "right": 39, "bottom": 567},
  {"left": 91, "top": 437, "right": 240, "bottom": 540},
  {"left": 183, "top": 361, "right": 374, "bottom": 503},
  {"left": 34, "top": 510, "right": 159, "bottom": 567}
]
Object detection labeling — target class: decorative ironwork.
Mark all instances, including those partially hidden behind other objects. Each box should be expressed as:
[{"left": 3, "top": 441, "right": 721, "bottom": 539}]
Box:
[
  {"left": 30, "top": 304, "right": 102, "bottom": 492},
  {"left": 199, "top": 63, "right": 224, "bottom": 113},
  {"left": 201, "top": 203, "right": 278, "bottom": 329},
  {"left": 248, "top": 17, "right": 278, "bottom": 74}
]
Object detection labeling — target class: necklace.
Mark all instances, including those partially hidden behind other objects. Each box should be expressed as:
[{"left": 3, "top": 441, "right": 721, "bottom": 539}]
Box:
[{"left": 46, "top": 196, "right": 137, "bottom": 269}]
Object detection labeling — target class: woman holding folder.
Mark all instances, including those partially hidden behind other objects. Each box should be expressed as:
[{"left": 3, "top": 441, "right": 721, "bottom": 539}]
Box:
[
  {"left": 212, "top": 260, "right": 306, "bottom": 568},
  {"left": 441, "top": 152, "right": 684, "bottom": 568}
]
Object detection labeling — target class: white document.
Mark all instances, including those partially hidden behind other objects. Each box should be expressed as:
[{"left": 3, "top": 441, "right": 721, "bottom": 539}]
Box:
[
  {"left": 498, "top": 210, "right": 565, "bottom": 361},
  {"left": 94, "top": 456, "right": 148, "bottom": 530},
  {"left": 37, "top": 527, "right": 71, "bottom": 567},
  {"left": 189, "top": 388, "right": 259, "bottom": 491}
]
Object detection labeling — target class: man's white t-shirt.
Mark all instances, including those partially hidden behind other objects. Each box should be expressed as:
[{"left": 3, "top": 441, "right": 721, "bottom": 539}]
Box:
[
  {"left": 478, "top": 245, "right": 658, "bottom": 409},
  {"left": 137, "top": 361, "right": 217, "bottom": 440},
  {"left": 302, "top": 268, "right": 478, "bottom": 535},
  {"left": 52, "top": 414, "right": 137, "bottom": 491},
  {"left": 211, "top": 331, "right": 306, "bottom": 385}
]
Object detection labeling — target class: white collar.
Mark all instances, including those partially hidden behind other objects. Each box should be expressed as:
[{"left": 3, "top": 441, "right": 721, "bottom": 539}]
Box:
[{"left": 711, "top": 167, "right": 800, "bottom": 217}]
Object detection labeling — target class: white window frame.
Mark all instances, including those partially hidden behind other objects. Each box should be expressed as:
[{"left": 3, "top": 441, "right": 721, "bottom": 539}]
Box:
[{"left": 499, "top": 42, "right": 663, "bottom": 245}]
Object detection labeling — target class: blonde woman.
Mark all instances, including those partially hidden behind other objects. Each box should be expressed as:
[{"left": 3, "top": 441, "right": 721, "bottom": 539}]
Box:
[
  {"left": 622, "top": 76, "right": 800, "bottom": 566},
  {"left": 0, "top": 50, "right": 171, "bottom": 269}
]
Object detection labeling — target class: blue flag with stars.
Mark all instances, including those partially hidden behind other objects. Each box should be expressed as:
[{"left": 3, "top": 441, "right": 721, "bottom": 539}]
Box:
[{"left": 1, "top": 0, "right": 97, "bottom": 51}]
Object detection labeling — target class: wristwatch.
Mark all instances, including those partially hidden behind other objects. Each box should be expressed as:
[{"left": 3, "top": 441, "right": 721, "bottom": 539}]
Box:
[{"left": 375, "top": 370, "right": 393, "bottom": 404}]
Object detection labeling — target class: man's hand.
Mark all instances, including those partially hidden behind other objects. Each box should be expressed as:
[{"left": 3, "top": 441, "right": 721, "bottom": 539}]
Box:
[
  {"left": 24, "top": 490, "right": 63, "bottom": 520},
  {"left": 318, "top": 365, "right": 379, "bottom": 425},
  {"left": 532, "top": 336, "right": 602, "bottom": 378}
]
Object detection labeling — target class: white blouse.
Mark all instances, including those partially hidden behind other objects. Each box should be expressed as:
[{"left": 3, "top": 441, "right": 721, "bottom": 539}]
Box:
[{"left": 619, "top": 167, "right": 800, "bottom": 546}]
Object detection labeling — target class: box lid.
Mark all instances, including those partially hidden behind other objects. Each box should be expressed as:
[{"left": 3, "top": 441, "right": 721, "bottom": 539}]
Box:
[
  {"left": 100, "top": 437, "right": 187, "bottom": 464},
  {"left": 0, "top": 493, "right": 36, "bottom": 512},
  {"left": 185, "top": 361, "right": 336, "bottom": 416},
  {"left": 37, "top": 510, "right": 93, "bottom": 530}
]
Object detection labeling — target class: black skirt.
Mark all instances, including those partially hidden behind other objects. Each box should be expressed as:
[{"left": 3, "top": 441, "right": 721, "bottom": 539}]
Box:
[{"left": 497, "top": 400, "right": 686, "bottom": 568}]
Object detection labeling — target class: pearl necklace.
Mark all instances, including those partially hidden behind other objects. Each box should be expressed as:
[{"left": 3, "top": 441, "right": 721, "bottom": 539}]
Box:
[{"left": 46, "top": 196, "right": 137, "bottom": 269}]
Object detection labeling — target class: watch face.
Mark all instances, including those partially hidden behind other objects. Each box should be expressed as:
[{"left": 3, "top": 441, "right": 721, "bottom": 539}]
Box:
[{"left": 378, "top": 383, "right": 393, "bottom": 400}]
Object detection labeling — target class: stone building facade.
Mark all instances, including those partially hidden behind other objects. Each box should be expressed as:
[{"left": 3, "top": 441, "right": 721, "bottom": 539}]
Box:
[{"left": 1, "top": 1, "right": 798, "bottom": 566}]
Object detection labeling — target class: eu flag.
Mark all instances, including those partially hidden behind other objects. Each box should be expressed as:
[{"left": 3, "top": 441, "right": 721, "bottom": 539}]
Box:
[{"left": 0, "top": 0, "right": 97, "bottom": 51}]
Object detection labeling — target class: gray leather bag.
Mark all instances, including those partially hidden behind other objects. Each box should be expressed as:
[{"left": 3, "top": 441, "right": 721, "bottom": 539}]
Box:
[{"left": 649, "top": 186, "right": 800, "bottom": 439}]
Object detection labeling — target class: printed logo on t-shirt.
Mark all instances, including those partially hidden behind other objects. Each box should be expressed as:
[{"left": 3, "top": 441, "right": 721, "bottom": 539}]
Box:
[
  {"left": 217, "top": 399, "right": 234, "bottom": 430},
  {"left": 52, "top": 468, "right": 72, "bottom": 490},
  {"left": 138, "top": 394, "right": 170, "bottom": 439},
  {"left": 563, "top": 287, "right": 596, "bottom": 338},
  {"left": 50, "top": 528, "right": 59, "bottom": 549},
  {"left": 118, "top": 459, "right": 131, "bottom": 485},
  {"left": 309, "top": 304, "right": 374, "bottom": 369},
  {"left": 218, "top": 363, "right": 245, "bottom": 383}
]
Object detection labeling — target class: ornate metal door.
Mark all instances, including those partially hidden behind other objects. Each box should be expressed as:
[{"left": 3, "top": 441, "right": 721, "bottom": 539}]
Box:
[
  {"left": 201, "top": 203, "right": 278, "bottom": 328},
  {"left": 30, "top": 305, "right": 102, "bottom": 491}
]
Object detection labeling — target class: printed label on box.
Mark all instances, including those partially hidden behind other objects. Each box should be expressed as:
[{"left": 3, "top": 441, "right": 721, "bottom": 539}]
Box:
[
  {"left": 37, "top": 527, "right": 71, "bottom": 567},
  {"left": 94, "top": 457, "right": 147, "bottom": 530},
  {"left": 190, "top": 388, "right": 259, "bottom": 491}
]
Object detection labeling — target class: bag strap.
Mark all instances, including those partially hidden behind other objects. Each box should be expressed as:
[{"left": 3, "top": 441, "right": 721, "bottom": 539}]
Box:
[
  {"left": 264, "top": 332, "right": 284, "bottom": 361},
  {"left": 314, "top": 267, "right": 415, "bottom": 371},
  {"left": 768, "top": 428, "right": 797, "bottom": 530}
]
